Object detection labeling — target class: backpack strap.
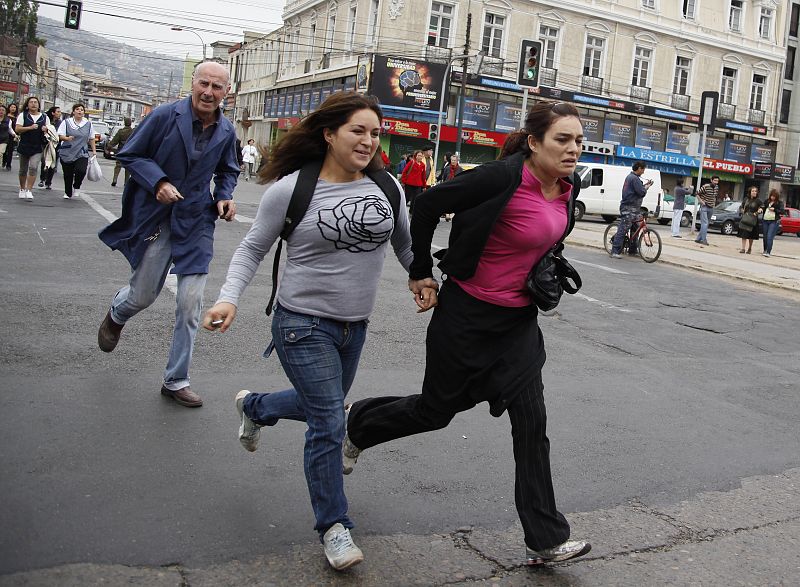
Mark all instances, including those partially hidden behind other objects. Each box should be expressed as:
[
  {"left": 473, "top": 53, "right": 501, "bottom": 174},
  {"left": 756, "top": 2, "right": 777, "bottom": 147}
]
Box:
[
  {"left": 365, "top": 168, "right": 402, "bottom": 221},
  {"left": 265, "top": 160, "right": 324, "bottom": 315}
]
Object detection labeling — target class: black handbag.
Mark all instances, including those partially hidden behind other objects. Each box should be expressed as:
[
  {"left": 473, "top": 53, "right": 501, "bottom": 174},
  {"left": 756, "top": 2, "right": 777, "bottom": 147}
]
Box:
[
  {"left": 739, "top": 211, "right": 757, "bottom": 231},
  {"left": 526, "top": 246, "right": 582, "bottom": 311}
]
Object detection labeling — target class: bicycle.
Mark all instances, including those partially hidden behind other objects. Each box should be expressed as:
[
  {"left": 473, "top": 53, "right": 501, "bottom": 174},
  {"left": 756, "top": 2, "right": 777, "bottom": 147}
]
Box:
[{"left": 603, "top": 214, "right": 662, "bottom": 263}]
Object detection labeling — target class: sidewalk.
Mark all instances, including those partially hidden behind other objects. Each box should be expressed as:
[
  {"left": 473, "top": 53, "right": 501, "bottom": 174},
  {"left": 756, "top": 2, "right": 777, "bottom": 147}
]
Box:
[{"left": 566, "top": 222, "right": 800, "bottom": 295}]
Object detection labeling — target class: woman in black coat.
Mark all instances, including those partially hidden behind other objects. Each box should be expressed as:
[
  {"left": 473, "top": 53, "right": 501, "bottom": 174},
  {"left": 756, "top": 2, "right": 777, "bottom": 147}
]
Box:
[{"left": 738, "top": 186, "right": 763, "bottom": 254}]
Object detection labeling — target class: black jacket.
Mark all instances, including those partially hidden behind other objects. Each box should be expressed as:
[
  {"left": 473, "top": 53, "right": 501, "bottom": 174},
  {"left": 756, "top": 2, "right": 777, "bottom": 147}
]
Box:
[
  {"left": 409, "top": 151, "right": 580, "bottom": 280},
  {"left": 762, "top": 199, "right": 784, "bottom": 220}
]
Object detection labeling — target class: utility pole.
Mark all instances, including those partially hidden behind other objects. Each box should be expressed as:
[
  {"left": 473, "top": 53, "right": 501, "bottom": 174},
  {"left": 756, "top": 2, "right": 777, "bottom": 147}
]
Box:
[
  {"left": 166, "top": 71, "right": 174, "bottom": 102},
  {"left": 453, "top": 12, "right": 471, "bottom": 157},
  {"left": 14, "top": 37, "right": 27, "bottom": 103}
]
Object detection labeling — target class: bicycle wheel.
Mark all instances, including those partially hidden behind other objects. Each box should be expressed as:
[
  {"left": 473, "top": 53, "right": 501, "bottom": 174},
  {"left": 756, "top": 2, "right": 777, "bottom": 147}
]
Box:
[
  {"left": 638, "top": 228, "right": 662, "bottom": 263},
  {"left": 603, "top": 223, "right": 618, "bottom": 254}
]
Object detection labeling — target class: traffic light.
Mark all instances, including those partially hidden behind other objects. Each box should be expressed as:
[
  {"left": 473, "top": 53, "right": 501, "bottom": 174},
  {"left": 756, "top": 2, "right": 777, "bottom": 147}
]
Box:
[
  {"left": 517, "top": 39, "right": 542, "bottom": 88},
  {"left": 64, "top": 0, "right": 82, "bottom": 30},
  {"left": 428, "top": 123, "right": 438, "bottom": 141}
]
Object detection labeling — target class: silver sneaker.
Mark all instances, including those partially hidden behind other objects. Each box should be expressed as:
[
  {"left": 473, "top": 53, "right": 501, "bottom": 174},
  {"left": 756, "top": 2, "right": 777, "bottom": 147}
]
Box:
[
  {"left": 235, "top": 390, "right": 261, "bottom": 452},
  {"left": 323, "top": 523, "right": 364, "bottom": 571},
  {"left": 526, "top": 539, "right": 591, "bottom": 565},
  {"left": 342, "top": 404, "right": 361, "bottom": 475},
  {"left": 610, "top": 253, "right": 622, "bottom": 259}
]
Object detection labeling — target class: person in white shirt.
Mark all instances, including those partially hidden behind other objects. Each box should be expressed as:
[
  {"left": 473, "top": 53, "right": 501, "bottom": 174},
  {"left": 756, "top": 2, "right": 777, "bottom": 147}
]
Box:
[
  {"left": 15, "top": 96, "right": 47, "bottom": 200},
  {"left": 56, "top": 103, "right": 96, "bottom": 199},
  {"left": 241, "top": 138, "right": 257, "bottom": 181}
]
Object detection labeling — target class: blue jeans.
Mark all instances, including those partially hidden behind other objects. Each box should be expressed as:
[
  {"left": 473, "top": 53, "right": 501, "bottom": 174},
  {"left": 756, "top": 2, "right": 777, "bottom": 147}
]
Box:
[
  {"left": 611, "top": 206, "right": 641, "bottom": 255},
  {"left": 696, "top": 205, "right": 712, "bottom": 242},
  {"left": 109, "top": 222, "right": 207, "bottom": 390},
  {"left": 245, "top": 304, "right": 368, "bottom": 538},
  {"left": 762, "top": 219, "right": 779, "bottom": 254}
]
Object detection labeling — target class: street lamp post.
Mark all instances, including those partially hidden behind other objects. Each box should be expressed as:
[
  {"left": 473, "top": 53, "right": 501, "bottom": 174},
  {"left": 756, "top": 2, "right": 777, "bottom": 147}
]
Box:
[
  {"left": 171, "top": 27, "right": 206, "bottom": 60},
  {"left": 433, "top": 52, "right": 481, "bottom": 174}
]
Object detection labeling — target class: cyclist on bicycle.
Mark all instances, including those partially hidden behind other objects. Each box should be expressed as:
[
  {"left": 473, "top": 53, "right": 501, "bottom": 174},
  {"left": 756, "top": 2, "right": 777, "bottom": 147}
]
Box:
[{"left": 610, "top": 161, "right": 653, "bottom": 259}]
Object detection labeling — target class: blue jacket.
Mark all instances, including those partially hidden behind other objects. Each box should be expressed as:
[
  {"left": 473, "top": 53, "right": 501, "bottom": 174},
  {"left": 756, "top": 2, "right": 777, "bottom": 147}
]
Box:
[
  {"left": 98, "top": 97, "right": 239, "bottom": 274},
  {"left": 620, "top": 171, "right": 648, "bottom": 208}
]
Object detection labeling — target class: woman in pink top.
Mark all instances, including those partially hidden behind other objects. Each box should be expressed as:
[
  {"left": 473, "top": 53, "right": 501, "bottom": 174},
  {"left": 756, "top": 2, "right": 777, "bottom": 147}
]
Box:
[{"left": 344, "top": 102, "right": 592, "bottom": 566}]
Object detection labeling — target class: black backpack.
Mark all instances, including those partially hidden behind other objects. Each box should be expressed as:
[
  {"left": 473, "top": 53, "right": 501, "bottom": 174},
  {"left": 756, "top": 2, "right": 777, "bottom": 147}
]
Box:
[{"left": 265, "top": 160, "right": 403, "bottom": 315}]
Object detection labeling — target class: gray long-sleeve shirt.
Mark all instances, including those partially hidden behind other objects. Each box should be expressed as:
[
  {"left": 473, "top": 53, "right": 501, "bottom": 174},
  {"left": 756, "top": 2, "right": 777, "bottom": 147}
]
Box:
[{"left": 217, "top": 170, "right": 412, "bottom": 322}]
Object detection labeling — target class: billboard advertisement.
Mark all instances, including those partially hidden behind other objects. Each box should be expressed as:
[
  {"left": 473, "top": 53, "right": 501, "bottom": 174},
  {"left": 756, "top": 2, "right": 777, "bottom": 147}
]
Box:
[
  {"left": 370, "top": 55, "right": 448, "bottom": 113},
  {"left": 635, "top": 124, "right": 665, "bottom": 150},
  {"left": 665, "top": 129, "right": 690, "bottom": 154},
  {"left": 603, "top": 120, "right": 634, "bottom": 145},
  {"left": 582, "top": 115, "right": 604, "bottom": 142},
  {"left": 462, "top": 98, "right": 495, "bottom": 130},
  {"left": 724, "top": 140, "right": 751, "bottom": 163},
  {"left": 752, "top": 143, "right": 776, "bottom": 163},
  {"left": 495, "top": 103, "right": 523, "bottom": 132},
  {"left": 704, "top": 136, "right": 724, "bottom": 160}
]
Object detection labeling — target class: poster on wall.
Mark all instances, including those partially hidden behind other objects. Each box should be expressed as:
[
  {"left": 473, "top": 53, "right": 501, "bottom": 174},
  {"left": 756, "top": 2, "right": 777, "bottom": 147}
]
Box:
[
  {"left": 310, "top": 89, "right": 321, "bottom": 112},
  {"left": 752, "top": 143, "right": 776, "bottom": 163},
  {"left": 495, "top": 103, "right": 523, "bottom": 132},
  {"left": 665, "top": 129, "right": 690, "bottom": 154},
  {"left": 603, "top": 120, "right": 634, "bottom": 146},
  {"left": 370, "top": 55, "right": 448, "bottom": 113},
  {"left": 635, "top": 124, "right": 665, "bottom": 151},
  {"left": 462, "top": 98, "right": 495, "bottom": 130},
  {"left": 277, "top": 95, "right": 286, "bottom": 117},
  {"left": 704, "top": 136, "right": 724, "bottom": 160},
  {"left": 724, "top": 140, "right": 751, "bottom": 163},
  {"left": 581, "top": 115, "right": 604, "bottom": 142},
  {"left": 356, "top": 55, "right": 372, "bottom": 93}
]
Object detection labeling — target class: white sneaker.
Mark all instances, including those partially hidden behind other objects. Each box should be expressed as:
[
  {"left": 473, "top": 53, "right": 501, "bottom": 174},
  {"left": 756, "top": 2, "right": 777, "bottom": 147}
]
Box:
[
  {"left": 63, "top": 193, "right": 71, "bottom": 199},
  {"left": 235, "top": 390, "right": 261, "bottom": 452},
  {"left": 342, "top": 404, "right": 361, "bottom": 475},
  {"left": 25, "top": 190, "right": 33, "bottom": 200},
  {"left": 526, "top": 539, "right": 591, "bottom": 565},
  {"left": 323, "top": 523, "right": 364, "bottom": 571},
  {"left": 73, "top": 189, "right": 81, "bottom": 198},
  {"left": 18, "top": 189, "right": 26, "bottom": 199}
]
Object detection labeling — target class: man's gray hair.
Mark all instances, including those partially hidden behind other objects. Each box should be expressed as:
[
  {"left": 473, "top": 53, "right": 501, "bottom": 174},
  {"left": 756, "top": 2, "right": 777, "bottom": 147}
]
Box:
[{"left": 192, "top": 60, "right": 231, "bottom": 85}]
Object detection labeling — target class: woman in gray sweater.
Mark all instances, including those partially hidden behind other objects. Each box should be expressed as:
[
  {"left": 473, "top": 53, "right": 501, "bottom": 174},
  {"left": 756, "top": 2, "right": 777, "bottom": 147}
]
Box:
[{"left": 203, "top": 92, "right": 436, "bottom": 571}]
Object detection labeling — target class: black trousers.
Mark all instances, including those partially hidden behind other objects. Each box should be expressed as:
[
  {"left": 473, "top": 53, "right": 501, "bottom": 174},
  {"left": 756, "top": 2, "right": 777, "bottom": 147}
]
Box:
[
  {"left": 40, "top": 158, "right": 57, "bottom": 186},
  {"left": 348, "top": 284, "right": 571, "bottom": 550},
  {"left": 2, "top": 138, "right": 13, "bottom": 168},
  {"left": 61, "top": 158, "right": 88, "bottom": 196}
]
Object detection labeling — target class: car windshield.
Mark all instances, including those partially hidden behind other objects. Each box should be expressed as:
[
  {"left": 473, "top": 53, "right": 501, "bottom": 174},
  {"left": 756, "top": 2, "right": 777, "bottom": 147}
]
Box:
[
  {"left": 715, "top": 201, "right": 740, "bottom": 212},
  {"left": 92, "top": 122, "right": 110, "bottom": 134}
]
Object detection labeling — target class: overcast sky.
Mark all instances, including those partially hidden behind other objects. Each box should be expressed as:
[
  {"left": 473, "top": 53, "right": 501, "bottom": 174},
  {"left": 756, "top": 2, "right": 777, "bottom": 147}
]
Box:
[{"left": 37, "top": 0, "right": 286, "bottom": 59}]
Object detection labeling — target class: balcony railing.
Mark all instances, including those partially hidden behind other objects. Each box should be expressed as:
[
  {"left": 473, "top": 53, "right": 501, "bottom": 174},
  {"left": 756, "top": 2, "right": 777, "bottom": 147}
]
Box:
[
  {"left": 425, "top": 44, "right": 452, "bottom": 64},
  {"left": 747, "top": 109, "right": 765, "bottom": 125},
  {"left": 539, "top": 67, "right": 557, "bottom": 87},
  {"left": 581, "top": 75, "right": 603, "bottom": 94},
  {"left": 480, "top": 55, "right": 504, "bottom": 76},
  {"left": 671, "top": 93, "right": 690, "bottom": 111},
  {"left": 718, "top": 102, "right": 736, "bottom": 119},
  {"left": 629, "top": 85, "right": 651, "bottom": 103}
]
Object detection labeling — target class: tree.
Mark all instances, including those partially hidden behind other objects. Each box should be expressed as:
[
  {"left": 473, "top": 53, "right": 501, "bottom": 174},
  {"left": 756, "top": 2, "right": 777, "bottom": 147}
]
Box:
[{"left": 1, "top": 0, "right": 45, "bottom": 45}]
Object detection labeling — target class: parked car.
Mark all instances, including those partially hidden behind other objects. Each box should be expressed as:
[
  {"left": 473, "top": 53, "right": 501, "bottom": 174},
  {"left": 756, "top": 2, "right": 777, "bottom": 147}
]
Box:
[
  {"left": 655, "top": 192, "right": 698, "bottom": 228},
  {"left": 694, "top": 200, "right": 742, "bottom": 235},
  {"left": 779, "top": 206, "right": 800, "bottom": 236}
]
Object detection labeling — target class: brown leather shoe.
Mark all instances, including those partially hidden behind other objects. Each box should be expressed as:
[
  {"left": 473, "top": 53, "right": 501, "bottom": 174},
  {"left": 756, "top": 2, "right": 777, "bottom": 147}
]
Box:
[
  {"left": 98, "top": 311, "right": 124, "bottom": 352},
  {"left": 160, "top": 385, "right": 203, "bottom": 407}
]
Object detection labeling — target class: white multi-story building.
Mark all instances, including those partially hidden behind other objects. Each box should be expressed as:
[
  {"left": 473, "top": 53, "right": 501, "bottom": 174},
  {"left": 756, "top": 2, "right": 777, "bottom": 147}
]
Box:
[{"left": 228, "top": 0, "right": 791, "bottom": 200}]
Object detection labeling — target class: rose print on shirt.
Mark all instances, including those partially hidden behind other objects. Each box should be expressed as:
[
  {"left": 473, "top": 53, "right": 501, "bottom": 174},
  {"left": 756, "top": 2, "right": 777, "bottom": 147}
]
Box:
[{"left": 317, "top": 195, "right": 394, "bottom": 252}]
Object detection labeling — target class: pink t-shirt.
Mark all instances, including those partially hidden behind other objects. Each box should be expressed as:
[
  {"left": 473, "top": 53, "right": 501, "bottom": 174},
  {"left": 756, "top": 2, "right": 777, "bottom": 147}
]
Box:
[{"left": 452, "top": 165, "right": 572, "bottom": 307}]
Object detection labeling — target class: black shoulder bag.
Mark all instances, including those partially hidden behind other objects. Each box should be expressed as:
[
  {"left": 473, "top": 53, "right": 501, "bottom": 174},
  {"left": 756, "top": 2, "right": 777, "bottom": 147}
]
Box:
[{"left": 525, "top": 175, "right": 583, "bottom": 311}]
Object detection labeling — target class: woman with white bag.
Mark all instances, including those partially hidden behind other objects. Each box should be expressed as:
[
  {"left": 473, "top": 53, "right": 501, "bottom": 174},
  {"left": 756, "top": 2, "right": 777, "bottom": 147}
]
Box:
[{"left": 57, "top": 103, "right": 96, "bottom": 199}]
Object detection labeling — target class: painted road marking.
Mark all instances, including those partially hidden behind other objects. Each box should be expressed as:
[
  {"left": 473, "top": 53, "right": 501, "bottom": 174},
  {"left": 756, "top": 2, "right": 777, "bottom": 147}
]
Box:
[
  {"left": 574, "top": 292, "right": 631, "bottom": 312},
  {"left": 571, "top": 259, "right": 629, "bottom": 274}
]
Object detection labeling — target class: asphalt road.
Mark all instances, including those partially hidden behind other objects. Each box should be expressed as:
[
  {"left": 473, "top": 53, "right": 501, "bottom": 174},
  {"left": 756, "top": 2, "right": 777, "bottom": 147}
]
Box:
[{"left": 1, "top": 160, "right": 799, "bottom": 576}]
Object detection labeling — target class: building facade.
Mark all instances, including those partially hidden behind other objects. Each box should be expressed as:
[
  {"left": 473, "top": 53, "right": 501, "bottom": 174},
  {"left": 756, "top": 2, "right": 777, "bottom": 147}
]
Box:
[{"left": 228, "top": 0, "right": 794, "bottom": 200}]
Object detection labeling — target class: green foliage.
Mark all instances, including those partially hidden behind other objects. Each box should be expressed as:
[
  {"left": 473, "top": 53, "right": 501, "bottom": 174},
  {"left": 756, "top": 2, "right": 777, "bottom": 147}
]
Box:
[{"left": 1, "top": 0, "right": 45, "bottom": 45}]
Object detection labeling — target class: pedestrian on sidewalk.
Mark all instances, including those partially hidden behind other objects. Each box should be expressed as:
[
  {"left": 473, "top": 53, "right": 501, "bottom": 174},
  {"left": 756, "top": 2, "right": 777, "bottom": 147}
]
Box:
[
  {"left": 671, "top": 179, "right": 690, "bottom": 238},
  {"left": 695, "top": 176, "right": 719, "bottom": 246},
  {"left": 241, "top": 138, "right": 257, "bottom": 181},
  {"left": 400, "top": 150, "right": 426, "bottom": 214},
  {"left": 2, "top": 102, "right": 18, "bottom": 170},
  {"left": 737, "top": 186, "right": 763, "bottom": 254},
  {"left": 0, "top": 105, "right": 11, "bottom": 168},
  {"left": 343, "top": 101, "right": 591, "bottom": 567},
  {"left": 202, "top": 91, "right": 436, "bottom": 571},
  {"left": 15, "top": 96, "right": 47, "bottom": 201},
  {"left": 39, "top": 106, "right": 61, "bottom": 189},
  {"left": 96, "top": 61, "right": 239, "bottom": 409},
  {"left": 611, "top": 161, "right": 653, "bottom": 257},
  {"left": 108, "top": 117, "right": 133, "bottom": 187},
  {"left": 56, "top": 103, "right": 96, "bottom": 199},
  {"left": 761, "top": 189, "right": 783, "bottom": 257}
]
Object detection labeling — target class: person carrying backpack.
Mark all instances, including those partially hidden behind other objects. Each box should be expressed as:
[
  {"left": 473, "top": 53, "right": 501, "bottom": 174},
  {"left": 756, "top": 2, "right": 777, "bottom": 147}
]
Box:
[{"left": 202, "top": 92, "right": 436, "bottom": 572}]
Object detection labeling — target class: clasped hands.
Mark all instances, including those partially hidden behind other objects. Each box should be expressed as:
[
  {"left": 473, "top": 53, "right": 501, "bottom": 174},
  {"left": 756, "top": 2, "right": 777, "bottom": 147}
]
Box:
[{"left": 409, "top": 277, "right": 439, "bottom": 313}]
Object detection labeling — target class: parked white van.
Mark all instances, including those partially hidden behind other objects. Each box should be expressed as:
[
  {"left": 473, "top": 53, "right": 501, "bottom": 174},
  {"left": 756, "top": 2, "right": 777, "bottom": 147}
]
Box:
[{"left": 573, "top": 163, "right": 663, "bottom": 222}]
